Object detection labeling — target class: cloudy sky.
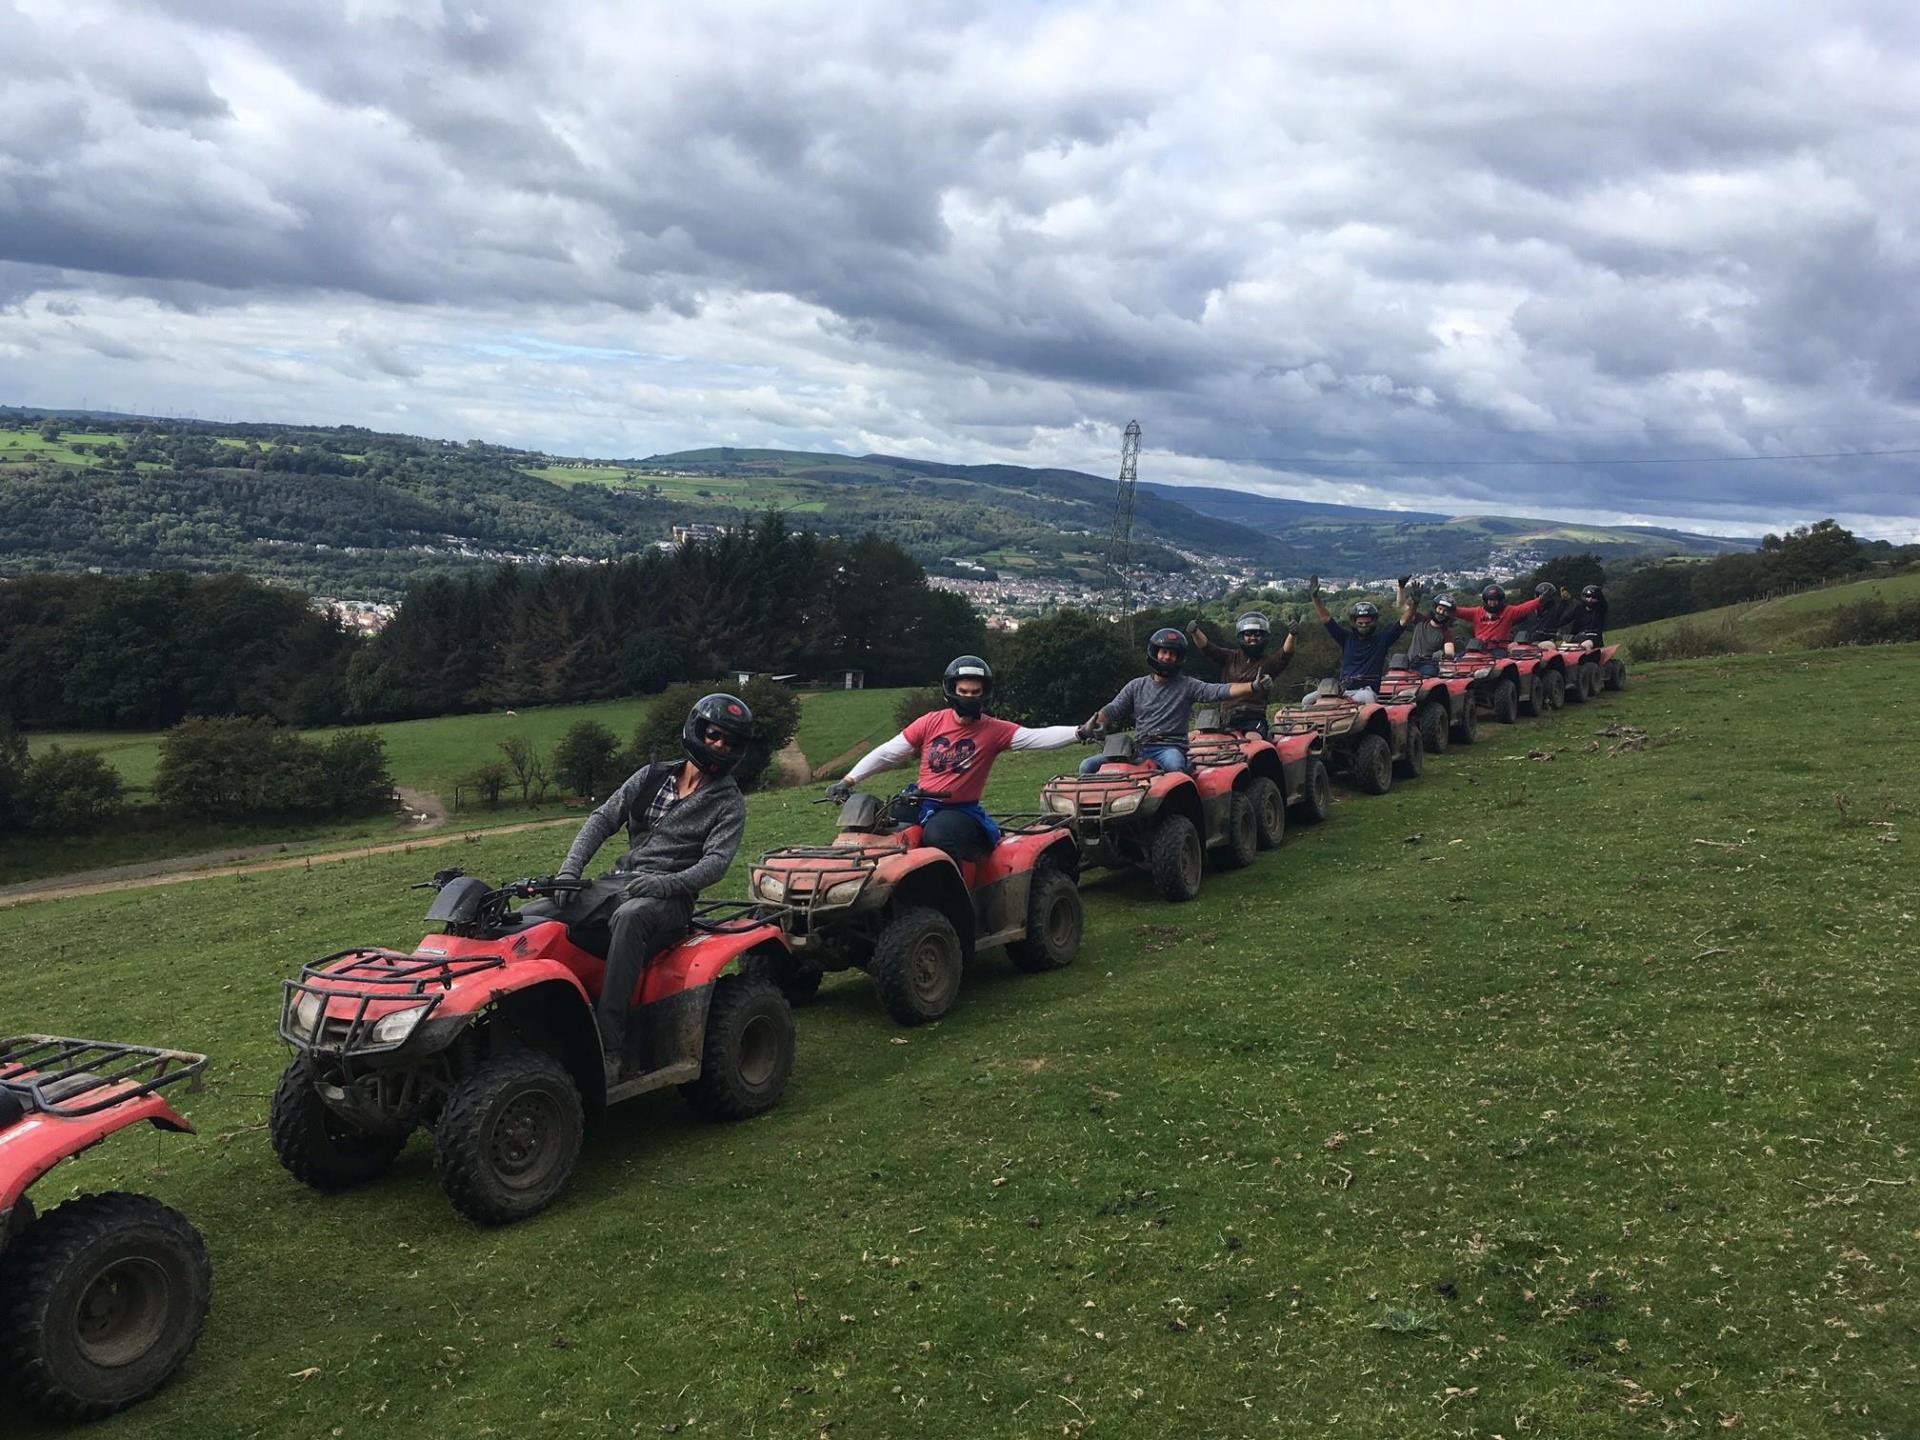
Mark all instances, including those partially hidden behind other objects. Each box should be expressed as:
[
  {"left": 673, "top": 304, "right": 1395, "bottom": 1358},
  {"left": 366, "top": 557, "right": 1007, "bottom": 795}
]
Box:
[{"left": 3, "top": 0, "right": 1919, "bottom": 539}]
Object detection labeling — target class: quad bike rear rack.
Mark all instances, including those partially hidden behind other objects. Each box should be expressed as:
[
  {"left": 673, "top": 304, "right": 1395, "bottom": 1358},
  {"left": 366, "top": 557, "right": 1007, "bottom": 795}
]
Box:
[
  {"left": 281, "top": 948, "right": 509, "bottom": 1052},
  {"left": 0, "top": 1034, "right": 209, "bottom": 1119}
]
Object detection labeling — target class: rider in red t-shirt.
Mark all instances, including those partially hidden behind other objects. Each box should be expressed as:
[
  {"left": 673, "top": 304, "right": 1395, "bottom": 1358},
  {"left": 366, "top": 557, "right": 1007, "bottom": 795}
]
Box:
[
  {"left": 826, "top": 656, "right": 1085, "bottom": 861},
  {"left": 1451, "top": 584, "right": 1548, "bottom": 651}
]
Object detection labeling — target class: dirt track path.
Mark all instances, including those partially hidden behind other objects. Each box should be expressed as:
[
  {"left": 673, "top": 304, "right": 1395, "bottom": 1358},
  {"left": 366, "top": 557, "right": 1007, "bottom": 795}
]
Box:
[
  {"left": 0, "top": 816, "right": 577, "bottom": 911},
  {"left": 774, "top": 739, "right": 812, "bottom": 788}
]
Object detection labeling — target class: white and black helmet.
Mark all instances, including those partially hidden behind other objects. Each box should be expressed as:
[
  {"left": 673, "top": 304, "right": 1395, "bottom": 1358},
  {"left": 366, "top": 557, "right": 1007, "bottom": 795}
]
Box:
[
  {"left": 942, "top": 655, "right": 993, "bottom": 718},
  {"left": 1349, "top": 601, "right": 1380, "bottom": 633}
]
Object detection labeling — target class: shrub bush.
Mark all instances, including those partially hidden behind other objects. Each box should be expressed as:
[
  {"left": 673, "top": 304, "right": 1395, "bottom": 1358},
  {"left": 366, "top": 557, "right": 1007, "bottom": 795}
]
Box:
[
  {"left": 629, "top": 679, "right": 802, "bottom": 791},
  {"left": 15, "top": 746, "right": 125, "bottom": 834},
  {"left": 463, "top": 762, "right": 508, "bottom": 808},
  {"left": 1625, "top": 621, "right": 1747, "bottom": 663},
  {"left": 552, "top": 721, "right": 624, "bottom": 798},
  {"left": 153, "top": 715, "right": 392, "bottom": 818},
  {"left": 893, "top": 688, "right": 946, "bottom": 729},
  {"left": 1817, "top": 598, "right": 1920, "bottom": 647}
]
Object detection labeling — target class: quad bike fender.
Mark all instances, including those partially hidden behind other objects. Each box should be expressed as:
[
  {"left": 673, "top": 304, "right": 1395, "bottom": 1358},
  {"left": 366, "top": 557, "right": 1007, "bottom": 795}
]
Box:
[
  {"left": 1381, "top": 704, "right": 1416, "bottom": 747},
  {"left": 429, "top": 958, "right": 594, "bottom": 1021},
  {"left": 0, "top": 1094, "right": 194, "bottom": 1214},
  {"left": 885, "top": 861, "right": 977, "bottom": 958},
  {"left": 640, "top": 922, "right": 788, "bottom": 1004}
]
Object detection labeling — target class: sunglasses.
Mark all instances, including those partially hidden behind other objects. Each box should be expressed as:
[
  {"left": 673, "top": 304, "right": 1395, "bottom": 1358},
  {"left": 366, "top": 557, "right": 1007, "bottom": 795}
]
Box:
[{"left": 699, "top": 724, "right": 739, "bottom": 751}]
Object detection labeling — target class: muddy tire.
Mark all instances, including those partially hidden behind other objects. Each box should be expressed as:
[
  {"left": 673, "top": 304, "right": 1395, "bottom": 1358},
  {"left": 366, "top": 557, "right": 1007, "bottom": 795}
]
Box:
[
  {"left": 871, "top": 905, "right": 966, "bottom": 1024},
  {"left": 1212, "top": 790, "right": 1258, "bottom": 870},
  {"left": 1544, "top": 668, "right": 1566, "bottom": 710},
  {"left": 1520, "top": 671, "right": 1545, "bottom": 717},
  {"left": 1562, "top": 665, "right": 1587, "bottom": 704},
  {"left": 1248, "top": 775, "right": 1286, "bottom": 850},
  {"left": 1585, "top": 664, "right": 1604, "bottom": 698},
  {"left": 1296, "top": 757, "right": 1334, "bottom": 822},
  {"left": 3, "top": 1195, "right": 35, "bottom": 1255},
  {"left": 680, "top": 975, "right": 794, "bottom": 1119},
  {"left": 1417, "top": 700, "right": 1449, "bottom": 755},
  {"left": 434, "top": 1049, "right": 584, "bottom": 1225},
  {"left": 1007, "top": 865, "right": 1083, "bottom": 972},
  {"left": 269, "top": 1055, "right": 409, "bottom": 1193},
  {"left": 1396, "top": 723, "right": 1426, "bottom": 780},
  {"left": 1490, "top": 677, "right": 1519, "bottom": 724},
  {"left": 1148, "top": 812, "right": 1204, "bottom": 902},
  {"left": 1351, "top": 734, "right": 1393, "bottom": 795},
  {"left": 0, "top": 1192, "right": 211, "bottom": 1421},
  {"left": 1605, "top": 659, "right": 1627, "bottom": 691},
  {"left": 745, "top": 950, "right": 823, "bottom": 1007},
  {"left": 1451, "top": 698, "right": 1479, "bottom": 745}
]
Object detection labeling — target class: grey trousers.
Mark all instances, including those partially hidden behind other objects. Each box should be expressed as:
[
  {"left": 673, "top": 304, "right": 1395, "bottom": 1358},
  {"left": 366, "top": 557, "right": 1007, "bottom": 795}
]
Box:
[{"left": 527, "top": 879, "right": 693, "bottom": 1060}]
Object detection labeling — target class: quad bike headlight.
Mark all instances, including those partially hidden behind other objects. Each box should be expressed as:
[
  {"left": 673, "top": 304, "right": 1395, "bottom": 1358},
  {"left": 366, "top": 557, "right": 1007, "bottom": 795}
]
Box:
[
  {"left": 286, "top": 990, "right": 324, "bottom": 1042},
  {"left": 1106, "top": 792, "right": 1142, "bottom": 815},
  {"left": 369, "top": 1004, "right": 429, "bottom": 1048},
  {"left": 1045, "top": 792, "right": 1078, "bottom": 816},
  {"left": 820, "top": 878, "right": 864, "bottom": 906},
  {"left": 753, "top": 871, "right": 787, "bottom": 903}
]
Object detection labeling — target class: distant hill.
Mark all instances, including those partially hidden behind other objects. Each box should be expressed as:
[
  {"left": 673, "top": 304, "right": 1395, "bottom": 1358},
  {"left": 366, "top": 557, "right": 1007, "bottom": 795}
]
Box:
[{"left": 1141, "top": 481, "right": 1756, "bottom": 575}]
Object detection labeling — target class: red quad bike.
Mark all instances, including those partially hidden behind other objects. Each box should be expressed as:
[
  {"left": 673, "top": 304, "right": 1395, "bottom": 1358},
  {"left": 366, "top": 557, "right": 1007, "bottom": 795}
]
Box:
[
  {"left": 1038, "top": 732, "right": 1259, "bottom": 903},
  {"left": 1436, "top": 645, "right": 1527, "bottom": 726},
  {"left": 1570, "top": 636, "right": 1628, "bottom": 694},
  {"left": 1187, "top": 705, "right": 1336, "bottom": 844},
  {"left": 748, "top": 788, "right": 1084, "bottom": 1025},
  {"left": 272, "top": 872, "right": 797, "bottom": 1226},
  {"left": 1268, "top": 680, "right": 1426, "bottom": 795},
  {"left": 0, "top": 1037, "right": 212, "bottom": 1420},
  {"left": 1374, "top": 654, "right": 1480, "bottom": 752}
]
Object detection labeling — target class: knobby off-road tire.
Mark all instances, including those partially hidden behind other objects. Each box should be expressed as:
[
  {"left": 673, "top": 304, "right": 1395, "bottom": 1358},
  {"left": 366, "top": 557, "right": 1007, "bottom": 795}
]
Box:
[
  {"left": 1148, "top": 812, "right": 1204, "bottom": 902},
  {"left": 1605, "top": 659, "right": 1627, "bottom": 691},
  {"left": 1417, "top": 700, "right": 1449, "bottom": 755},
  {"left": 0, "top": 1192, "right": 211, "bottom": 1421},
  {"left": 1451, "top": 698, "right": 1480, "bottom": 745},
  {"left": 1351, "top": 734, "right": 1393, "bottom": 795},
  {"left": 3, "top": 1195, "right": 35, "bottom": 1253},
  {"left": 434, "top": 1049, "right": 584, "bottom": 1226},
  {"left": 1008, "top": 865, "right": 1083, "bottom": 972},
  {"left": 270, "top": 1055, "right": 409, "bottom": 1192},
  {"left": 1585, "top": 664, "right": 1605, "bottom": 698},
  {"left": 1297, "top": 758, "right": 1334, "bottom": 822},
  {"left": 1248, "top": 775, "right": 1286, "bottom": 850},
  {"left": 745, "top": 950, "right": 823, "bottom": 1007},
  {"left": 871, "top": 905, "right": 966, "bottom": 1024},
  {"left": 1214, "top": 790, "right": 1259, "bottom": 870},
  {"left": 680, "top": 975, "right": 794, "bottom": 1119},
  {"left": 1491, "top": 678, "right": 1520, "bottom": 725},
  {"left": 1562, "top": 665, "right": 1588, "bottom": 704},
  {"left": 1396, "top": 723, "right": 1426, "bottom": 780},
  {"left": 1520, "top": 672, "right": 1546, "bottom": 717},
  {"left": 1544, "top": 668, "right": 1566, "bottom": 710}
]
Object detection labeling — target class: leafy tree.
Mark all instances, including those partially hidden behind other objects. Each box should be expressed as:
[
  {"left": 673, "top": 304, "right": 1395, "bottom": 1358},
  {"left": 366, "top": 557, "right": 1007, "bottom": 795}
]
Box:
[
  {"left": 498, "top": 735, "right": 551, "bottom": 803},
  {"left": 1523, "top": 552, "right": 1606, "bottom": 592},
  {"left": 316, "top": 731, "right": 395, "bottom": 814},
  {"left": 17, "top": 745, "right": 125, "bottom": 833},
  {"left": 463, "top": 762, "right": 508, "bottom": 808},
  {"left": 893, "top": 688, "right": 945, "bottom": 729},
  {"left": 552, "top": 721, "right": 623, "bottom": 798},
  {"left": 0, "top": 721, "right": 25, "bottom": 837},
  {"left": 992, "top": 609, "right": 1136, "bottom": 727}
]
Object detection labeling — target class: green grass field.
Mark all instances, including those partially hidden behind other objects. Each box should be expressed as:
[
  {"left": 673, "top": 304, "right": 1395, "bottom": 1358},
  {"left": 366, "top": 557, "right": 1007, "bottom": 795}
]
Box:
[
  {"left": 0, "top": 429, "right": 129, "bottom": 468},
  {"left": 1614, "top": 566, "right": 1920, "bottom": 654},
  {"left": 3, "top": 646, "right": 1915, "bottom": 1437},
  {"left": 795, "top": 687, "right": 911, "bottom": 777}
]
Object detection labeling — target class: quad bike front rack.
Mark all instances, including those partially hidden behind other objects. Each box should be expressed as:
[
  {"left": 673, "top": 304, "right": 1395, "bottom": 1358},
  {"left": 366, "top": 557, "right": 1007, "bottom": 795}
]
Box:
[
  {"left": 281, "top": 948, "right": 508, "bottom": 1053},
  {"left": 0, "top": 1035, "right": 209, "bottom": 1119}
]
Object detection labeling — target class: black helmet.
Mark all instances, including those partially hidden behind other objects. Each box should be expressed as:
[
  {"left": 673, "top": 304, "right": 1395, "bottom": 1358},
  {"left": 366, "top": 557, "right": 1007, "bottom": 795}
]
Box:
[
  {"left": 1482, "top": 584, "right": 1507, "bottom": 612},
  {"left": 1146, "top": 627, "right": 1188, "bottom": 677},
  {"left": 1534, "top": 582, "right": 1557, "bottom": 601},
  {"left": 1432, "top": 595, "right": 1458, "bottom": 619},
  {"left": 1581, "top": 584, "right": 1603, "bottom": 603},
  {"left": 942, "top": 654, "right": 993, "bottom": 718},
  {"left": 1349, "top": 601, "right": 1379, "bottom": 634},
  {"left": 1235, "top": 612, "right": 1270, "bottom": 657},
  {"left": 682, "top": 693, "right": 754, "bottom": 776}
]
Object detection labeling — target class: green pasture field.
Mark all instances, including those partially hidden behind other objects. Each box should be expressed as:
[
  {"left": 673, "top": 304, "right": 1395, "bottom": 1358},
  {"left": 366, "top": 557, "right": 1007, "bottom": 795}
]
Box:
[
  {"left": 795, "top": 686, "right": 911, "bottom": 777},
  {"left": 0, "top": 429, "right": 126, "bottom": 468},
  {"left": 521, "top": 466, "right": 830, "bottom": 513},
  {"left": 1614, "top": 566, "right": 1920, "bottom": 653},
  {"left": 2, "top": 645, "right": 1915, "bottom": 1437}
]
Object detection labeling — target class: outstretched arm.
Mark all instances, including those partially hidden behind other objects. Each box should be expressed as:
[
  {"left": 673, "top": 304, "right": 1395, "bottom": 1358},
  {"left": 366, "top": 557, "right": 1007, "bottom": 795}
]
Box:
[
  {"left": 843, "top": 732, "right": 917, "bottom": 785},
  {"left": 1009, "top": 724, "right": 1082, "bottom": 751}
]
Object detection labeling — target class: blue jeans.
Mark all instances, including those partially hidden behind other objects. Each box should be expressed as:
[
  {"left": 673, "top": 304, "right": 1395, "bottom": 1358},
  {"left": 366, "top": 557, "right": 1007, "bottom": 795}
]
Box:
[{"left": 1080, "top": 744, "right": 1187, "bottom": 775}]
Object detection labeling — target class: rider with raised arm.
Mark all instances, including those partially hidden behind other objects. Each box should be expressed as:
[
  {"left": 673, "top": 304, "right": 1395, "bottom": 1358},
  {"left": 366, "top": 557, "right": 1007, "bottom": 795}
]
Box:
[
  {"left": 1079, "top": 628, "right": 1272, "bottom": 774},
  {"left": 1452, "top": 582, "right": 1550, "bottom": 654},
  {"left": 1187, "top": 611, "right": 1296, "bottom": 734},
  {"left": 826, "top": 656, "right": 1082, "bottom": 863},
  {"left": 1302, "top": 575, "right": 1414, "bottom": 704}
]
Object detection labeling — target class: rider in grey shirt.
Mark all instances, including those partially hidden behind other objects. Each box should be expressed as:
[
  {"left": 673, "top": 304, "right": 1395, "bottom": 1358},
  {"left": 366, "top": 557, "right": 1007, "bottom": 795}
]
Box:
[{"left": 1080, "top": 628, "right": 1270, "bottom": 773}]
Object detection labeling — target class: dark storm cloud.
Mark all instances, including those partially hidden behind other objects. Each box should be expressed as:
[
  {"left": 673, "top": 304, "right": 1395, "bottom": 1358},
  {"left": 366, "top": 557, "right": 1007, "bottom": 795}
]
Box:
[{"left": 2, "top": 0, "right": 1918, "bottom": 533}]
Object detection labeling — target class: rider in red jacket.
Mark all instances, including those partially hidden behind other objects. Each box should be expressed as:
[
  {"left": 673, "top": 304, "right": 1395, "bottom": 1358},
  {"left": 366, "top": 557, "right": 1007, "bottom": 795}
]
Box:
[{"left": 1452, "top": 584, "right": 1547, "bottom": 650}]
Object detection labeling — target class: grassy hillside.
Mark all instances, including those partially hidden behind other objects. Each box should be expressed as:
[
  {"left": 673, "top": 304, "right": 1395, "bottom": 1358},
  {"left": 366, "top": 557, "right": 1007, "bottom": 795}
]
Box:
[
  {"left": 1614, "top": 566, "right": 1920, "bottom": 653},
  {"left": 2, "top": 646, "right": 1914, "bottom": 1437}
]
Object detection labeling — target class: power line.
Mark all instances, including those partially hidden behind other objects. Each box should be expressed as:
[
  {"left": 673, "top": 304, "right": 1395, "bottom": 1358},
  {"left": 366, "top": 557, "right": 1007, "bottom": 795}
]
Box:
[{"left": 1217, "top": 446, "right": 1920, "bottom": 469}]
